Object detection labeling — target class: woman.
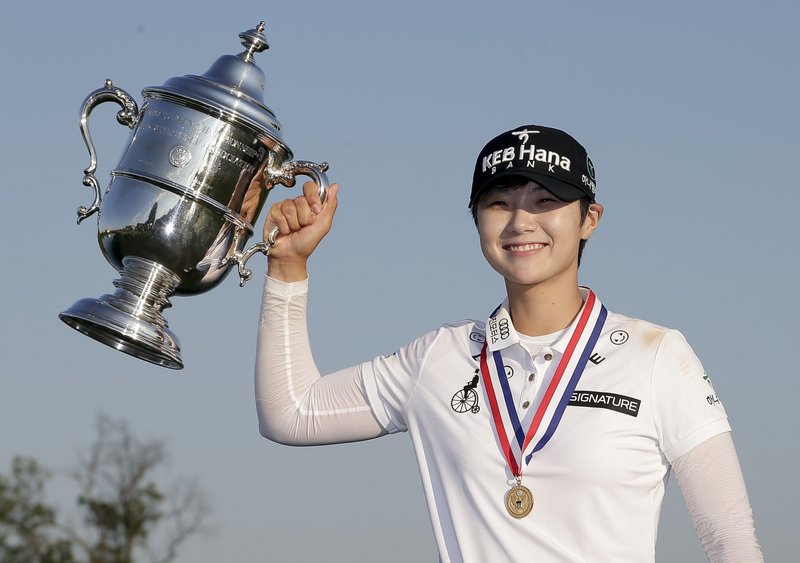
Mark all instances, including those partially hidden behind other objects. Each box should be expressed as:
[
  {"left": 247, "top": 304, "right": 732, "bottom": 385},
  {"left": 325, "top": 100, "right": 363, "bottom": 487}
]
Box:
[{"left": 254, "top": 124, "right": 762, "bottom": 562}]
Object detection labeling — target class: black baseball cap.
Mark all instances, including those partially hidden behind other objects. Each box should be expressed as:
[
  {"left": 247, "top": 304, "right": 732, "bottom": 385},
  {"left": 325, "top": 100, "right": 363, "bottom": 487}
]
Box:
[{"left": 469, "top": 125, "right": 597, "bottom": 207}]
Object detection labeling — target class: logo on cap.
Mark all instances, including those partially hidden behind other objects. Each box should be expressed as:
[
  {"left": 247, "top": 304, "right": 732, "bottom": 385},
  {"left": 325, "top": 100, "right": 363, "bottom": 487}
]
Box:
[
  {"left": 511, "top": 129, "right": 540, "bottom": 144},
  {"left": 470, "top": 125, "right": 597, "bottom": 206},
  {"left": 480, "top": 133, "right": 572, "bottom": 175}
]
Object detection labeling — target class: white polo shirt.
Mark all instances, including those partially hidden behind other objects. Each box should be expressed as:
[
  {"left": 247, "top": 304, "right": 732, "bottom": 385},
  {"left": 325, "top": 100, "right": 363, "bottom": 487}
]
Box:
[{"left": 361, "top": 289, "right": 730, "bottom": 563}]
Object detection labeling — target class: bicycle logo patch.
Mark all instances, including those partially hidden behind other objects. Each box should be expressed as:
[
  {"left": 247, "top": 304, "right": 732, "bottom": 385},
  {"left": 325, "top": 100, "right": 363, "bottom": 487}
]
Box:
[{"left": 451, "top": 370, "right": 481, "bottom": 414}]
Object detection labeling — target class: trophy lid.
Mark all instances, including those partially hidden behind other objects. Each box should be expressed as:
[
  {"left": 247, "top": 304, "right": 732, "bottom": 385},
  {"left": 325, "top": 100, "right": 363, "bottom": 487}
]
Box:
[{"left": 143, "top": 22, "right": 288, "bottom": 152}]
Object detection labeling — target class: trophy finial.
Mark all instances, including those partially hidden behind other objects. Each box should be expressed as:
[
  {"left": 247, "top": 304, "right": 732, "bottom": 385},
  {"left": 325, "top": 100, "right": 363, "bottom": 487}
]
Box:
[{"left": 239, "top": 21, "right": 270, "bottom": 63}]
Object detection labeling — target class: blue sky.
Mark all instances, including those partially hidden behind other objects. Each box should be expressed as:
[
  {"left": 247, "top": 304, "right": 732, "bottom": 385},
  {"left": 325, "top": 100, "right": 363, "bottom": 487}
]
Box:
[{"left": 1, "top": 1, "right": 796, "bottom": 560}]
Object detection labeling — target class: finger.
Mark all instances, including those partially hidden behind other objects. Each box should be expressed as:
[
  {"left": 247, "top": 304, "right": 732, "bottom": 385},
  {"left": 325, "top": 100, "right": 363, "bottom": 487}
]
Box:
[
  {"left": 265, "top": 204, "right": 291, "bottom": 237},
  {"left": 291, "top": 192, "right": 319, "bottom": 227},
  {"left": 317, "top": 183, "right": 339, "bottom": 221},
  {"left": 302, "top": 180, "right": 323, "bottom": 215},
  {"left": 278, "top": 199, "right": 303, "bottom": 233},
  {"left": 262, "top": 218, "right": 277, "bottom": 242}
]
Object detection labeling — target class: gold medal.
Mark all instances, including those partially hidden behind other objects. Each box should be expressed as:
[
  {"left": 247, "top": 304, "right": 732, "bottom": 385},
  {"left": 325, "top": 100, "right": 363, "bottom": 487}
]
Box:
[{"left": 505, "top": 481, "right": 534, "bottom": 518}]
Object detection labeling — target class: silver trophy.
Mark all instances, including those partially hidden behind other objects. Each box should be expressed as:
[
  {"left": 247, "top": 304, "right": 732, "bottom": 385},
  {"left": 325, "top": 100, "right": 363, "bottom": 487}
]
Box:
[{"left": 59, "top": 22, "right": 328, "bottom": 370}]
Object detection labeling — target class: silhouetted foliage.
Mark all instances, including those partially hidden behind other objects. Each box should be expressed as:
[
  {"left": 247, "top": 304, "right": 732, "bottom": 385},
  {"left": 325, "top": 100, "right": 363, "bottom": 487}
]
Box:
[
  {"left": 0, "top": 415, "right": 209, "bottom": 563},
  {"left": 0, "top": 457, "right": 75, "bottom": 562}
]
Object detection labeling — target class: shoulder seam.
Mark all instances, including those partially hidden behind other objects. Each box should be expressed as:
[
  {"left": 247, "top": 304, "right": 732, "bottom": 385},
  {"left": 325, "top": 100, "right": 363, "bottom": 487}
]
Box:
[
  {"left": 650, "top": 328, "right": 677, "bottom": 442},
  {"left": 403, "top": 322, "right": 476, "bottom": 412}
]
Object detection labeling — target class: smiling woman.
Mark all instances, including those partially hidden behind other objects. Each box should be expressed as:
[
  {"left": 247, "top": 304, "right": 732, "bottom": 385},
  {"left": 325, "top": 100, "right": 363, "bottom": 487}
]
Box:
[
  {"left": 474, "top": 181, "right": 600, "bottom": 313},
  {"left": 252, "top": 123, "right": 763, "bottom": 562},
  {"left": 470, "top": 177, "right": 593, "bottom": 263}
]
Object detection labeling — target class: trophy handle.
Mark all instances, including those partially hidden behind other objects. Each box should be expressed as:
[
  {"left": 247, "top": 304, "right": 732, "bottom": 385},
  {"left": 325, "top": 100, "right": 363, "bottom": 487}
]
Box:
[
  {"left": 235, "top": 160, "right": 330, "bottom": 286},
  {"left": 76, "top": 79, "right": 139, "bottom": 224}
]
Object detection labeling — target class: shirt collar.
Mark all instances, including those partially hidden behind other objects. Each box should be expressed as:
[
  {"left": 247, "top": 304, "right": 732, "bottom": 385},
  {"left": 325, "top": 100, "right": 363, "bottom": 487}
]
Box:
[{"left": 485, "top": 287, "right": 597, "bottom": 353}]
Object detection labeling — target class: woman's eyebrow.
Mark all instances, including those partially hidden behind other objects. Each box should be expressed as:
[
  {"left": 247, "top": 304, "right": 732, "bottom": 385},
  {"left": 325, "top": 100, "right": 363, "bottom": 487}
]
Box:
[{"left": 485, "top": 184, "right": 548, "bottom": 197}]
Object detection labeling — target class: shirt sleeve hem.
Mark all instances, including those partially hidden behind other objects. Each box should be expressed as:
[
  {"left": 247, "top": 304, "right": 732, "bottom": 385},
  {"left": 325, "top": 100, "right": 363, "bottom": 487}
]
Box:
[
  {"left": 361, "top": 361, "right": 405, "bottom": 434},
  {"left": 264, "top": 275, "right": 309, "bottom": 297},
  {"left": 664, "top": 418, "right": 731, "bottom": 463}
]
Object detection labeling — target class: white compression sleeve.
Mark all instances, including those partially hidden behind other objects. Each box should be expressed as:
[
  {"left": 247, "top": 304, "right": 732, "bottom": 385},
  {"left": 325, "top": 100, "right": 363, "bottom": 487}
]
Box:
[
  {"left": 254, "top": 276, "right": 387, "bottom": 445},
  {"left": 672, "top": 431, "right": 763, "bottom": 562}
]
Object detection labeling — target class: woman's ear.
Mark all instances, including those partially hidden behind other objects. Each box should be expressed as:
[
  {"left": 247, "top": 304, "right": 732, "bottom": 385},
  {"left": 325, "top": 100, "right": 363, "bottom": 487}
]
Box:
[{"left": 580, "top": 203, "right": 604, "bottom": 240}]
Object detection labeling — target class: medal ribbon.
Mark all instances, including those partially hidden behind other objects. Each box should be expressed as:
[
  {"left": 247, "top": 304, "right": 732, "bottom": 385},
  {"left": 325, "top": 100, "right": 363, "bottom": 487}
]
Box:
[{"left": 480, "top": 290, "right": 607, "bottom": 477}]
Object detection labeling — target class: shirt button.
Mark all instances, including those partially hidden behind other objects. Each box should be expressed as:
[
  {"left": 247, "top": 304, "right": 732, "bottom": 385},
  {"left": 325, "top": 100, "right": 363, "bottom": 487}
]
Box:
[
  {"left": 522, "top": 401, "right": 531, "bottom": 408},
  {"left": 528, "top": 373, "right": 535, "bottom": 382},
  {"left": 544, "top": 353, "right": 553, "bottom": 361}
]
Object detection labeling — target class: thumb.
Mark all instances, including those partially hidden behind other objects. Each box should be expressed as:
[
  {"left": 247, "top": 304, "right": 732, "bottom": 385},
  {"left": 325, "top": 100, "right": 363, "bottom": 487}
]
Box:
[{"left": 316, "top": 183, "right": 340, "bottom": 224}]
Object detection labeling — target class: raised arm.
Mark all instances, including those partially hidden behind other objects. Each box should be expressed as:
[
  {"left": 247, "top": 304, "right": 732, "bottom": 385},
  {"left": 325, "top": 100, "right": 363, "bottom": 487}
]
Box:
[{"left": 255, "top": 182, "right": 387, "bottom": 445}]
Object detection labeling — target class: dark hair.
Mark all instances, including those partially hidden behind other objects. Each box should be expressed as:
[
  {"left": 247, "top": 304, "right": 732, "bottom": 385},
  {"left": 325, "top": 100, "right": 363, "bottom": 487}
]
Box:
[{"left": 470, "top": 178, "right": 592, "bottom": 266}]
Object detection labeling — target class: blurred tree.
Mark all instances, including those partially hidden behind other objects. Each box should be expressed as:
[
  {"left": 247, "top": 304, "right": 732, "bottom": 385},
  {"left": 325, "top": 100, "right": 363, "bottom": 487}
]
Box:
[
  {"left": 0, "top": 457, "right": 75, "bottom": 562},
  {"left": 0, "top": 414, "right": 210, "bottom": 563}
]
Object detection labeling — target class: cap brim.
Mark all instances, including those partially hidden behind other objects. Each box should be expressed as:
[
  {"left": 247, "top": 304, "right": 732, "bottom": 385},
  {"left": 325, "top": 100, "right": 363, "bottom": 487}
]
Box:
[{"left": 470, "top": 170, "right": 591, "bottom": 207}]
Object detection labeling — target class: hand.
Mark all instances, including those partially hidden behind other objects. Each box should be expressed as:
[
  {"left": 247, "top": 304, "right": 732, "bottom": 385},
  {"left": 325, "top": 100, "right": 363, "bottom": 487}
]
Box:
[{"left": 264, "top": 181, "right": 340, "bottom": 281}]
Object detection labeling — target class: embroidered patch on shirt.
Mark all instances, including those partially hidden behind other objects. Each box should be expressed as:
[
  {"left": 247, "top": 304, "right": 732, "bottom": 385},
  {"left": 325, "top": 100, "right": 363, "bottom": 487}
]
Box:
[{"left": 568, "top": 390, "right": 641, "bottom": 417}]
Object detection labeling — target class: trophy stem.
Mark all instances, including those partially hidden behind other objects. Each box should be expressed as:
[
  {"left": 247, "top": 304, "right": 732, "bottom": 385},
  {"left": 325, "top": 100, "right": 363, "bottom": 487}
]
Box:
[{"left": 59, "top": 256, "right": 184, "bottom": 369}]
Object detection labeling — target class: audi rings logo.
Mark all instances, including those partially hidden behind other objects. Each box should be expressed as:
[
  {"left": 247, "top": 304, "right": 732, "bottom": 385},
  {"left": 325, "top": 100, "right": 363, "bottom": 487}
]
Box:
[
  {"left": 489, "top": 317, "right": 511, "bottom": 344},
  {"left": 499, "top": 319, "right": 510, "bottom": 339}
]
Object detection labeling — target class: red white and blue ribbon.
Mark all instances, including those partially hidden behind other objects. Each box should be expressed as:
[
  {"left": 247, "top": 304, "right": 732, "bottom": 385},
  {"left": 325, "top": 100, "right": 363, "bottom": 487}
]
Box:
[{"left": 480, "top": 290, "right": 607, "bottom": 477}]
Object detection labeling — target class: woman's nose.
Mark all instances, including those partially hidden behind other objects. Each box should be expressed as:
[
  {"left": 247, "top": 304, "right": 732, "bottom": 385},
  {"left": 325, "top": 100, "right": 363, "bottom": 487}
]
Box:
[{"left": 508, "top": 208, "right": 538, "bottom": 234}]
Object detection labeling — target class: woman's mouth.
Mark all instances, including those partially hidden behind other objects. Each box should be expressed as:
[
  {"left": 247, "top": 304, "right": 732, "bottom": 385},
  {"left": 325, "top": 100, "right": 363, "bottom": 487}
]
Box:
[{"left": 504, "top": 242, "right": 547, "bottom": 252}]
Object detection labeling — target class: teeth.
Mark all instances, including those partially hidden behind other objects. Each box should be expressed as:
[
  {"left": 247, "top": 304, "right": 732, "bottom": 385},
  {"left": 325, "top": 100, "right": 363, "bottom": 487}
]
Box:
[{"left": 508, "top": 243, "right": 545, "bottom": 251}]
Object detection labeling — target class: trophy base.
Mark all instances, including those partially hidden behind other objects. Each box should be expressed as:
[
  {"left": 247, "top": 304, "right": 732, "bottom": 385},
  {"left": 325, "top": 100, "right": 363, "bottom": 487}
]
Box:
[{"left": 59, "top": 256, "right": 183, "bottom": 370}]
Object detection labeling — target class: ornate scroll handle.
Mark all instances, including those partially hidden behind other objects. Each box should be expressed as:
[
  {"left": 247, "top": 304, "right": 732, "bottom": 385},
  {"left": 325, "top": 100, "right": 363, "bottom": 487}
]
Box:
[
  {"left": 76, "top": 79, "right": 139, "bottom": 224},
  {"left": 235, "top": 160, "right": 330, "bottom": 286}
]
